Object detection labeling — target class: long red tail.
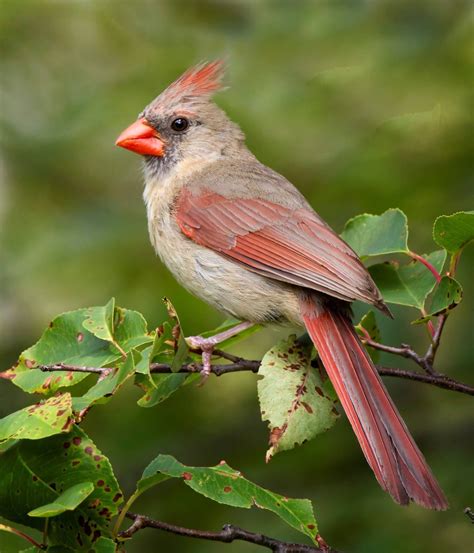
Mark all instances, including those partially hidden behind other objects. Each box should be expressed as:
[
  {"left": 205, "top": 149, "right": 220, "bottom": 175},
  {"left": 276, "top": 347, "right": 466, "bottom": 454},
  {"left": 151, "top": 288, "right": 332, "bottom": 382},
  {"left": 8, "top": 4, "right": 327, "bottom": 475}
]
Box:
[{"left": 300, "top": 295, "right": 448, "bottom": 509}]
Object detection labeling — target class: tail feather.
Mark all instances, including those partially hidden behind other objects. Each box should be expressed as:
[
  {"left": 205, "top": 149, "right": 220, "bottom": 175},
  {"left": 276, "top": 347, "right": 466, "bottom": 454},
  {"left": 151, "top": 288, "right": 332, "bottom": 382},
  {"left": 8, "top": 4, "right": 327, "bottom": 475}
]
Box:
[{"left": 300, "top": 295, "right": 448, "bottom": 510}]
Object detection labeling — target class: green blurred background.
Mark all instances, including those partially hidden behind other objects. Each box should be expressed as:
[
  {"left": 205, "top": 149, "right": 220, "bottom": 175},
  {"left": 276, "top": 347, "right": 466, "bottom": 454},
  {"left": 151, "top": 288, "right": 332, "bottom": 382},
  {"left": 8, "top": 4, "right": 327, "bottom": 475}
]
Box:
[{"left": 1, "top": 1, "right": 473, "bottom": 552}]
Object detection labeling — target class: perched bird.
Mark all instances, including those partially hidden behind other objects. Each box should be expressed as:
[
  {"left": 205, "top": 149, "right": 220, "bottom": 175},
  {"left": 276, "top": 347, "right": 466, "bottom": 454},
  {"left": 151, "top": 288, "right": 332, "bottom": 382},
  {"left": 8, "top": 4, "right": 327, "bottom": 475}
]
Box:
[{"left": 116, "top": 61, "right": 448, "bottom": 510}]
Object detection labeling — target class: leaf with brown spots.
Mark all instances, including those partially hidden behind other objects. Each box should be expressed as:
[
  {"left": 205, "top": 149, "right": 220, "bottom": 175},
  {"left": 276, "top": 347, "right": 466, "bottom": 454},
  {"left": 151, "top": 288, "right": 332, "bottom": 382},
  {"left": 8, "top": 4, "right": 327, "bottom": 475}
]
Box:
[
  {"left": 413, "top": 275, "right": 463, "bottom": 323},
  {"left": 6, "top": 308, "right": 123, "bottom": 395},
  {"left": 258, "top": 335, "right": 338, "bottom": 461},
  {"left": 0, "top": 426, "right": 122, "bottom": 551},
  {"left": 82, "top": 298, "right": 125, "bottom": 357},
  {"left": 125, "top": 453, "right": 319, "bottom": 542},
  {"left": 0, "top": 393, "right": 73, "bottom": 443},
  {"left": 5, "top": 303, "right": 152, "bottom": 397},
  {"left": 82, "top": 299, "right": 152, "bottom": 358}
]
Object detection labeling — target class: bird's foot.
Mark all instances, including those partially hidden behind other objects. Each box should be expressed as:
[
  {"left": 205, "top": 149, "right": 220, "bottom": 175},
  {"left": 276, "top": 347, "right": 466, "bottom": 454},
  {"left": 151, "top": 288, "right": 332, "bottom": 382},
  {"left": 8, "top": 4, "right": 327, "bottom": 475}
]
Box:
[
  {"left": 186, "top": 335, "right": 217, "bottom": 384},
  {"left": 186, "top": 321, "right": 255, "bottom": 384}
]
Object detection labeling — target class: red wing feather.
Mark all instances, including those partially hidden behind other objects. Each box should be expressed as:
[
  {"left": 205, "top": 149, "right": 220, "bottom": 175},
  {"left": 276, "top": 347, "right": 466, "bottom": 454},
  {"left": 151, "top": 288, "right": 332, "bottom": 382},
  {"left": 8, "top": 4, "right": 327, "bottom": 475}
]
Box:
[{"left": 176, "top": 189, "right": 385, "bottom": 308}]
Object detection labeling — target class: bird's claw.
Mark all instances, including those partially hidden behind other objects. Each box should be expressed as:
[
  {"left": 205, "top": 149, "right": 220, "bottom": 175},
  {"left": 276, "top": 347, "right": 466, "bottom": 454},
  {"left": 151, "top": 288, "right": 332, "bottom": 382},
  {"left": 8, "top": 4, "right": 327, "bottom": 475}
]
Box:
[{"left": 187, "top": 335, "right": 217, "bottom": 384}]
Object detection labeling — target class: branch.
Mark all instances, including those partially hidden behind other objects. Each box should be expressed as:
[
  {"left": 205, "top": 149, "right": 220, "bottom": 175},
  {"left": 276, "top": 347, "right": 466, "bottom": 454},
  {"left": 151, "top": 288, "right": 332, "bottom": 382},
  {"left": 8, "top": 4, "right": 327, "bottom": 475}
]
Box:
[
  {"left": 35, "top": 358, "right": 474, "bottom": 396},
  {"left": 377, "top": 366, "right": 474, "bottom": 395},
  {"left": 28, "top": 311, "right": 473, "bottom": 397},
  {"left": 361, "top": 311, "right": 449, "bottom": 376},
  {"left": 119, "top": 512, "right": 336, "bottom": 553}
]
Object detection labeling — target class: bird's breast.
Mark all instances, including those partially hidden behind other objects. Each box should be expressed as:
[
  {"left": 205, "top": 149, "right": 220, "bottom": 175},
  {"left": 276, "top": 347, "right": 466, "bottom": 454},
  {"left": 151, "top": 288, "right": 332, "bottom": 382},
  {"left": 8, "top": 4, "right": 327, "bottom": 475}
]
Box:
[{"left": 143, "top": 178, "right": 302, "bottom": 325}]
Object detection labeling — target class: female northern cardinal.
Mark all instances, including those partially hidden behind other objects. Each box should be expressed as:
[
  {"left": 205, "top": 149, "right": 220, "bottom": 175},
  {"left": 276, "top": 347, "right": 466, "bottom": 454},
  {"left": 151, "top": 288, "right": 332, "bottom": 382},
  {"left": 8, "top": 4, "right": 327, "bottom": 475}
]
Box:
[{"left": 116, "top": 61, "right": 447, "bottom": 509}]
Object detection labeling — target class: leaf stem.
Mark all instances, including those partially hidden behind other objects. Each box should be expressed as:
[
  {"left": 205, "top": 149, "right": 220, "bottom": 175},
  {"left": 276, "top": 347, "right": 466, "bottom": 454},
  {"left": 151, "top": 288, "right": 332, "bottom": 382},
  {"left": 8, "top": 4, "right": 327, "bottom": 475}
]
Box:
[
  {"left": 0, "top": 523, "right": 45, "bottom": 550},
  {"left": 113, "top": 492, "right": 140, "bottom": 538},
  {"left": 42, "top": 518, "right": 49, "bottom": 547},
  {"left": 408, "top": 251, "right": 442, "bottom": 283},
  {"left": 448, "top": 250, "right": 461, "bottom": 277}
]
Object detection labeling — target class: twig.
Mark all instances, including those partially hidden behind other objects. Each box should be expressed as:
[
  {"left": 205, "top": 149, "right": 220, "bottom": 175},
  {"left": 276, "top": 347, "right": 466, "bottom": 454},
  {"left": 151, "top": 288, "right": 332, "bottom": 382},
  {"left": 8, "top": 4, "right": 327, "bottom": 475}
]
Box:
[
  {"left": 34, "top": 359, "right": 474, "bottom": 396},
  {"left": 118, "top": 512, "right": 335, "bottom": 552},
  {"left": 377, "top": 366, "right": 474, "bottom": 395},
  {"left": 424, "top": 314, "right": 448, "bottom": 367},
  {"left": 38, "top": 363, "right": 108, "bottom": 375},
  {"left": 361, "top": 313, "right": 449, "bottom": 376}
]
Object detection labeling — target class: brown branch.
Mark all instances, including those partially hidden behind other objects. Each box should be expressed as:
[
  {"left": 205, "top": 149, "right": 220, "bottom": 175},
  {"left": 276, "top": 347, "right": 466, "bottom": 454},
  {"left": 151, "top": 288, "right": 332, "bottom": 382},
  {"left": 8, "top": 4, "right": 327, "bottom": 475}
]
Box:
[
  {"left": 377, "top": 366, "right": 474, "bottom": 395},
  {"left": 361, "top": 311, "right": 450, "bottom": 377},
  {"left": 32, "top": 312, "right": 472, "bottom": 396},
  {"left": 37, "top": 363, "right": 108, "bottom": 375},
  {"left": 119, "top": 512, "right": 335, "bottom": 552},
  {"left": 35, "top": 359, "right": 474, "bottom": 396}
]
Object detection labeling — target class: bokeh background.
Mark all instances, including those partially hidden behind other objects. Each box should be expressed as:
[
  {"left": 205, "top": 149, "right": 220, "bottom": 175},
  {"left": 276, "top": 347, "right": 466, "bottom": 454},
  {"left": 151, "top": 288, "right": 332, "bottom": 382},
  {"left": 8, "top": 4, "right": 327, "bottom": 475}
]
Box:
[{"left": 1, "top": 1, "right": 473, "bottom": 552}]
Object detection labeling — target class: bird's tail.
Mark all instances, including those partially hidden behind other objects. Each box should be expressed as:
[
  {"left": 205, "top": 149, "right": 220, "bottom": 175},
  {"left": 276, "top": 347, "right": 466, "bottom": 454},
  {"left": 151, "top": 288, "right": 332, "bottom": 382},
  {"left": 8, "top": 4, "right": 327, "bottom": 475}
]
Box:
[{"left": 300, "top": 294, "right": 448, "bottom": 509}]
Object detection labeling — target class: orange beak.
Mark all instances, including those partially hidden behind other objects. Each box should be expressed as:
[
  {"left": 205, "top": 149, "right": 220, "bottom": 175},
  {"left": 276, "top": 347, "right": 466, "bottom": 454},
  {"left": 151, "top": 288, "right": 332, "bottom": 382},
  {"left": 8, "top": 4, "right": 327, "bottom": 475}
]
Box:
[{"left": 115, "top": 118, "right": 164, "bottom": 156}]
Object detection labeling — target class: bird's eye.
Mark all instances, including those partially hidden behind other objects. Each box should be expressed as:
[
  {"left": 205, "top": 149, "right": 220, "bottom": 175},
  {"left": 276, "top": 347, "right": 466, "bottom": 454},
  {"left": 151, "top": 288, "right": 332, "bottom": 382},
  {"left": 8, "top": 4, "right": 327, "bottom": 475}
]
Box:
[{"left": 171, "top": 117, "right": 189, "bottom": 132}]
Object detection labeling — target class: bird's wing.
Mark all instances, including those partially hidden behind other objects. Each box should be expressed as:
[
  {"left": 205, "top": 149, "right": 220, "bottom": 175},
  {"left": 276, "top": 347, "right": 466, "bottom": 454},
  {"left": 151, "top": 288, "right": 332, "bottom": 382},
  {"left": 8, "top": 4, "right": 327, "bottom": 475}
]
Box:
[{"left": 175, "top": 186, "right": 386, "bottom": 311}]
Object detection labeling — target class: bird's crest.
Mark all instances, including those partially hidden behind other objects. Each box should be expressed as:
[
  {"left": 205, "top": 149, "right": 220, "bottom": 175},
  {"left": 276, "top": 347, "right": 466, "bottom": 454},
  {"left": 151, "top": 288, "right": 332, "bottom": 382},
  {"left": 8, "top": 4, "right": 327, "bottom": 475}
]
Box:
[{"left": 152, "top": 60, "right": 226, "bottom": 111}]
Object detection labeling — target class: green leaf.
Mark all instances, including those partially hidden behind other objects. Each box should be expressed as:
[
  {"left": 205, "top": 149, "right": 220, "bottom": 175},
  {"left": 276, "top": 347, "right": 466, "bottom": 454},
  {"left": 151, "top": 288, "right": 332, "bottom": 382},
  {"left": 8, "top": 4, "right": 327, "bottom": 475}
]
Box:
[
  {"left": 112, "top": 306, "right": 152, "bottom": 352},
  {"left": 0, "top": 393, "right": 73, "bottom": 443},
  {"left": 341, "top": 208, "right": 409, "bottom": 257},
  {"left": 433, "top": 211, "right": 474, "bottom": 253},
  {"left": 93, "top": 537, "right": 117, "bottom": 553},
  {"left": 429, "top": 276, "right": 463, "bottom": 315},
  {"left": 134, "top": 299, "right": 192, "bottom": 407},
  {"left": 6, "top": 308, "right": 121, "bottom": 394},
  {"left": 369, "top": 250, "right": 446, "bottom": 309},
  {"left": 355, "top": 310, "right": 381, "bottom": 362},
  {"left": 136, "top": 372, "right": 188, "bottom": 408},
  {"left": 72, "top": 354, "right": 136, "bottom": 412},
  {"left": 134, "top": 338, "right": 188, "bottom": 408},
  {"left": 83, "top": 299, "right": 152, "bottom": 355},
  {"left": 258, "top": 336, "right": 338, "bottom": 461},
  {"left": 137, "top": 454, "right": 319, "bottom": 542},
  {"left": 28, "top": 482, "right": 94, "bottom": 517},
  {"left": 414, "top": 276, "right": 463, "bottom": 323},
  {"left": 0, "top": 426, "right": 123, "bottom": 551},
  {"left": 82, "top": 298, "right": 117, "bottom": 349},
  {"left": 6, "top": 304, "right": 152, "bottom": 395}
]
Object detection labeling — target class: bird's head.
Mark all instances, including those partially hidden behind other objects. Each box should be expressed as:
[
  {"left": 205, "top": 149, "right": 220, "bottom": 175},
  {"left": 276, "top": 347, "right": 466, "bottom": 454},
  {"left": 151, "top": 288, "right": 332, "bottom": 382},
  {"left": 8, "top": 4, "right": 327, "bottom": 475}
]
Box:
[{"left": 116, "top": 61, "right": 244, "bottom": 177}]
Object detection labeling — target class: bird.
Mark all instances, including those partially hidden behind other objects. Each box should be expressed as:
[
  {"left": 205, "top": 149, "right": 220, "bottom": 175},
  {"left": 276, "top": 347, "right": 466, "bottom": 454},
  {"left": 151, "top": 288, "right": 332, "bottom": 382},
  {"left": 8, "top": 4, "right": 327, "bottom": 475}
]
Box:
[{"left": 116, "top": 60, "right": 448, "bottom": 510}]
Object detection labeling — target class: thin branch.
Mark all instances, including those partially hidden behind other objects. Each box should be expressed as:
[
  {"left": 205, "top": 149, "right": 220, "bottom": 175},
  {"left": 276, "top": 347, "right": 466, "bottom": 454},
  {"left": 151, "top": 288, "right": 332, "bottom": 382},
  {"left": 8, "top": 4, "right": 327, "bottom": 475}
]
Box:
[
  {"left": 424, "top": 314, "right": 448, "bottom": 367},
  {"left": 38, "top": 363, "right": 109, "bottom": 375},
  {"left": 361, "top": 312, "right": 450, "bottom": 377},
  {"left": 119, "top": 512, "right": 335, "bottom": 553},
  {"left": 34, "top": 359, "right": 474, "bottom": 396},
  {"left": 377, "top": 366, "right": 474, "bottom": 395}
]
